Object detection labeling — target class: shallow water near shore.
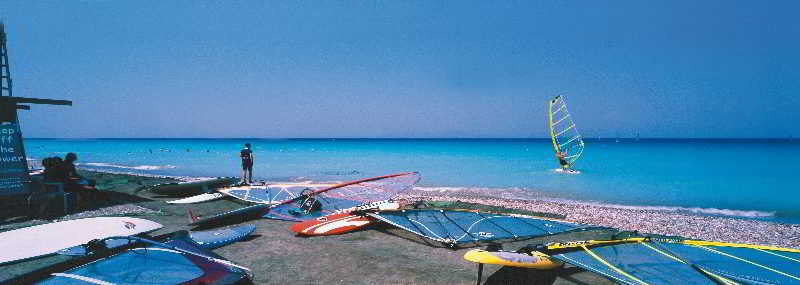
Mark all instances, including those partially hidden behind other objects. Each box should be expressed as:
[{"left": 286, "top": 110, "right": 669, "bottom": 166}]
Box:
[{"left": 23, "top": 138, "right": 800, "bottom": 224}]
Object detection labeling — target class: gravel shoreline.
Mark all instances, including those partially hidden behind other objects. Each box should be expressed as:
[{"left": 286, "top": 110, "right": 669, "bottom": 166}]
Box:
[
  {"left": 406, "top": 188, "right": 800, "bottom": 249},
  {"left": 5, "top": 170, "right": 797, "bottom": 284},
  {"left": 69, "top": 169, "right": 800, "bottom": 249},
  {"left": 14, "top": 168, "right": 798, "bottom": 249}
]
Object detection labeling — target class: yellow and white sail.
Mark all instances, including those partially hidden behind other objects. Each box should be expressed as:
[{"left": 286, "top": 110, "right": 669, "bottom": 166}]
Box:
[{"left": 548, "top": 95, "right": 584, "bottom": 168}]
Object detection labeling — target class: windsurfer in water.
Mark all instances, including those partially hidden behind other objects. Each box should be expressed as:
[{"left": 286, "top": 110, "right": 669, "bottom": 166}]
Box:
[{"left": 240, "top": 143, "right": 254, "bottom": 185}]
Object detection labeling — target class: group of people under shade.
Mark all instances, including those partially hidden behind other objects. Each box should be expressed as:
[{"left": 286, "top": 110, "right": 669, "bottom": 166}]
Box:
[
  {"left": 30, "top": 143, "right": 255, "bottom": 213},
  {"left": 40, "top": 152, "right": 97, "bottom": 209}
]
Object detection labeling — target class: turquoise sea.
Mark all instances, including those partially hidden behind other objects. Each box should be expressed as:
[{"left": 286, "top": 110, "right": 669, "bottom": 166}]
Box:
[{"left": 23, "top": 138, "right": 800, "bottom": 224}]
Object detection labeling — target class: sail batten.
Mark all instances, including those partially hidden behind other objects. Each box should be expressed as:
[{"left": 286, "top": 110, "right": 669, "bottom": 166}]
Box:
[
  {"left": 546, "top": 236, "right": 800, "bottom": 285},
  {"left": 559, "top": 136, "right": 581, "bottom": 149},
  {"left": 366, "top": 209, "right": 589, "bottom": 247},
  {"left": 555, "top": 124, "right": 575, "bottom": 137},
  {"left": 553, "top": 114, "right": 570, "bottom": 126}
]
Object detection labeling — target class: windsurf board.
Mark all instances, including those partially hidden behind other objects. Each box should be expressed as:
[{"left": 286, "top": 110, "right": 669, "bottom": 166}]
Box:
[
  {"left": 0, "top": 217, "right": 163, "bottom": 265},
  {"left": 149, "top": 177, "right": 237, "bottom": 196},
  {"left": 190, "top": 224, "right": 257, "bottom": 249},
  {"left": 463, "top": 249, "right": 562, "bottom": 269},
  {"left": 290, "top": 201, "right": 400, "bottom": 236},
  {"left": 166, "top": 192, "right": 226, "bottom": 204},
  {"left": 189, "top": 204, "right": 270, "bottom": 229}
]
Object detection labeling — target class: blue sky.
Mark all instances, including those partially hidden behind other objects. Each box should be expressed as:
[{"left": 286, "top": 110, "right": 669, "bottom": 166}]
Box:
[{"left": 3, "top": 1, "right": 798, "bottom": 138}]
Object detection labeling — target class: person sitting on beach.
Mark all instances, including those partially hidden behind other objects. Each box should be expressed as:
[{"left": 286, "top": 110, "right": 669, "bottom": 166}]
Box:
[
  {"left": 240, "top": 143, "right": 254, "bottom": 185},
  {"left": 64, "top": 153, "right": 84, "bottom": 182},
  {"left": 42, "top": 157, "right": 67, "bottom": 183},
  {"left": 63, "top": 153, "right": 98, "bottom": 203}
]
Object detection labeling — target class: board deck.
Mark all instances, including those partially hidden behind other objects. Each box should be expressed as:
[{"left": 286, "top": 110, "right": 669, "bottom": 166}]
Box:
[
  {"left": 190, "top": 224, "right": 256, "bottom": 249},
  {"left": 290, "top": 212, "right": 374, "bottom": 236},
  {"left": 189, "top": 204, "right": 270, "bottom": 229},
  {"left": 0, "top": 217, "right": 163, "bottom": 265},
  {"left": 554, "top": 168, "right": 581, "bottom": 174},
  {"left": 463, "top": 249, "right": 562, "bottom": 269},
  {"left": 290, "top": 202, "right": 400, "bottom": 236},
  {"left": 149, "top": 177, "right": 236, "bottom": 196},
  {"left": 166, "top": 192, "right": 225, "bottom": 204}
]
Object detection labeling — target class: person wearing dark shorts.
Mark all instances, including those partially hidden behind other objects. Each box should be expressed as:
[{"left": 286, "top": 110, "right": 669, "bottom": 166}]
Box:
[
  {"left": 556, "top": 150, "right": 570, "bottom": 169},
  {"left": 240, "top": 143, "right": 254, "bottom": 185}
]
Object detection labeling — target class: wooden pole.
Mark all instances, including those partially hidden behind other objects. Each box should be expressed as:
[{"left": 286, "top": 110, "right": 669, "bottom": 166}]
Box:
[{"left": 476, "top": 263, "right": 483, "bottom": 285}]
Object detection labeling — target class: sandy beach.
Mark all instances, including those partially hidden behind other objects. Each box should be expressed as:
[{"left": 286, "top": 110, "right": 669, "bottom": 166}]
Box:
[{"left": 2, "top": 170, "right": 798, "bottom": 284}]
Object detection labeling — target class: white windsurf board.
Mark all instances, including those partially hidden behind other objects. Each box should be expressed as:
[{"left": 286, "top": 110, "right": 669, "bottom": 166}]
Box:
[
  {"left": 166, "top": 192, "right": 225, "bottom": 204},
  {"left": 554, "top": 168, "right": 581, "bottom": 174},
  {"left": 0, "top": 217, "right": 163, "bottom": 265}
]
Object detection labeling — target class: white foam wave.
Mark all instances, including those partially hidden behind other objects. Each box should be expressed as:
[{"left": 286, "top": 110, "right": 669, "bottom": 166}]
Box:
[
  {"left": 73, "top": 167, "right": 206, "bottom": 182},
  {"left": 81, "top": 162, "right": 177, "bottom": 171}
]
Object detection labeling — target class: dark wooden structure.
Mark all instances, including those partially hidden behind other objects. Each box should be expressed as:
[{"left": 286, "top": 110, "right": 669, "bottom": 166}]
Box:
[{"left": 1, "top": 22, "right": 73, "bottom": 220}]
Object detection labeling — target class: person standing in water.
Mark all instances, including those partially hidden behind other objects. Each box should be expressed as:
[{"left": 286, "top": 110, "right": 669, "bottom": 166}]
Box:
[
  {"left": 556, "top": 150, "right": 570, "bottom": 170},
  {"left": 240, "top": 143, "right": 254, "bottom": 185}
]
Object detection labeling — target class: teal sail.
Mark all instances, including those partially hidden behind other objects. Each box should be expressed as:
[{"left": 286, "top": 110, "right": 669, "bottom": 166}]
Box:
[
  {"left": 37, "top": 233, "right": 252, "bottom": 284},
  {"left": 547, "top": 236, "right": 800, "bottom": 285},
  {"left": 366, "top": 209, "right": 591, "bottom": 247}
]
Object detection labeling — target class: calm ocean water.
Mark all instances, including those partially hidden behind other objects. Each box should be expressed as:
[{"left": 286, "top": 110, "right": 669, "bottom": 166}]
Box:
[{"left": 23, "top": 138, "right": 800, "bottom": 224}]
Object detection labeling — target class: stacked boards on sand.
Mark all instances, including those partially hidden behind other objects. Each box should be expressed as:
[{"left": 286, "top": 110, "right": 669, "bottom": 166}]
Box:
[
  {"left": 0, "top": 217, "right": 163, "bottom": 265},
  {"left": 149, "top": 177, "right": 237, "bottom": 196}
]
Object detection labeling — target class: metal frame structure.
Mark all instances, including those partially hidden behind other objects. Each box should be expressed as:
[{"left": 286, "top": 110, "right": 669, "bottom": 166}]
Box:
[{"left": 0, "top": 22, "right": 72, "bottom": 217}]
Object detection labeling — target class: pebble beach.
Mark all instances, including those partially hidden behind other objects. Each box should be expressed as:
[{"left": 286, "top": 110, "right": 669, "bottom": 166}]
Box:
[
  {"left": 2, "top": 170, "right": 798, "bottom": 284},
  {"left": 406, "top": 188, "right": 800, "bottom": 249}
]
